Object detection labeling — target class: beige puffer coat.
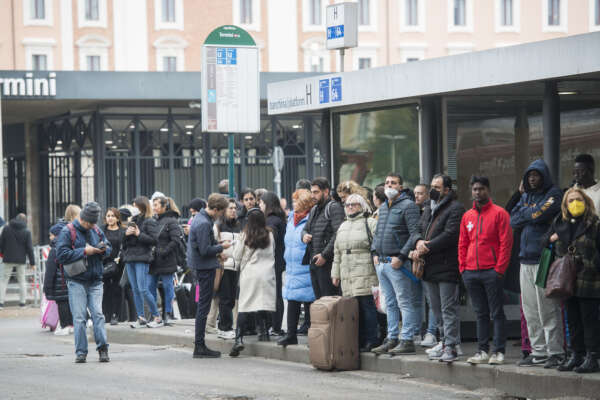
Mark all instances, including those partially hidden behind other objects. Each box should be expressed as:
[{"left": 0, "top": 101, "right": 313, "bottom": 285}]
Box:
[{"left": 332, "top": 214, "right": 378, "bottom": 297}]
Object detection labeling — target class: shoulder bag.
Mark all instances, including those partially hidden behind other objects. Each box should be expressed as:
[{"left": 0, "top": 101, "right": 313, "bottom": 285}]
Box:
[{"left": 545, "top": 245, "right": 577, "bottom": 300}]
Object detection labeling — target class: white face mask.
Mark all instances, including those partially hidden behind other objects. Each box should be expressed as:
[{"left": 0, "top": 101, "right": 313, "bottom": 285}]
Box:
[{"left": 384, "top": 188, "right": 399, "bottom": 200}]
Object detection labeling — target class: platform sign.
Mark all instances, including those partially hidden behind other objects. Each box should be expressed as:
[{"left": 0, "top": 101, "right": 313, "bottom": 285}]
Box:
[
  {"left": 319, "top": 79, "right": 330, "bottom": 104},
  {"left": 326, "top": 2, "right": 358, "bottom": 50},
  {"left": 201, "top": 25, "right": 260, "bottom": 134}
]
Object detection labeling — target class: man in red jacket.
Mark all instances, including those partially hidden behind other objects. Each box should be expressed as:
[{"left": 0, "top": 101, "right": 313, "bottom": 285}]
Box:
[{"left": 459, "top": 176, "right": 513, "bottom": 366}]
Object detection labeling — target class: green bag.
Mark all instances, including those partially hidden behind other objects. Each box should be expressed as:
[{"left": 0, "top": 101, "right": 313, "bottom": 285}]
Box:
[{"left": 535, "top": 246, "right": 554, "bottom": 288}]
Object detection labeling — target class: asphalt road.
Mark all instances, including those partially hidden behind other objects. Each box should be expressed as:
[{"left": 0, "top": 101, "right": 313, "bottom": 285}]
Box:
[{"left": 0, "top": 309, "right": 491, "bottom": 400}]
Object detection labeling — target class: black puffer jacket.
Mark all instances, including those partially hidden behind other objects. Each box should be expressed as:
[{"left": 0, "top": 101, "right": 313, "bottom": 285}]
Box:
[
  {"left": 0, "top": 218, "right": 35, "bottom": 264},
  {"left": 302, "top": 199, "right": 345, "bottom": 263},
  {"left": 150, "top": 210, "right": 181, "bottom": 275},
  {"left": 419, "top": 191, "right": 465, "bottom": 283},
  {"left": 122, "top": 215, "right": 158, "bottom": 264},
  {"left": 266, "top": 214, "right": 287, "bottom": 272},
  {"left": 43, "top": 241, "right": 69, "bottom": 302}
]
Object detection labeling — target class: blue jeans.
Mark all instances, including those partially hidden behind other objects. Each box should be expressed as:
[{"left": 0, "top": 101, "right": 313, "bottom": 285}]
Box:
[
  {"left": 67, "top": 280, "right": 107, "bottom": 356},
  {"left": 126, "top": 263, "right": 160, "bottom": 319},
  {"left": 148, "top": 273, "right": 175, "bottom": 314},
  {"left": 426, "top": 294, "right": 439, "bottom": 336},
  {"left": 376, "top": 261, "right": 423, "bottom": 341}
]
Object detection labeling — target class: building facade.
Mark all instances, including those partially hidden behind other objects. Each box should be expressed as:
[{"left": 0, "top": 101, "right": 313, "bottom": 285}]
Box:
[{"left": 1, "top": 0, "right": 598, "bottom": 74}]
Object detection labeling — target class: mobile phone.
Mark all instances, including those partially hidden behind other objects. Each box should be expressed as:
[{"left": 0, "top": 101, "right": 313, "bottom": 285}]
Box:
[{"left": 127, "top": 221, "right": 137, "bottom": 228}]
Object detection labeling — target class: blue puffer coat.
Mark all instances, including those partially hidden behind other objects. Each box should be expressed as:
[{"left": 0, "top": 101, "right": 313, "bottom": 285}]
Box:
[{"left": 283, "top": 212, "right": 315, "bottom": 302}]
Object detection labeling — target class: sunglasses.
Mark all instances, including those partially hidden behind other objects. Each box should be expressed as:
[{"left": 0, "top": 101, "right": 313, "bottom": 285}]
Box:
[{"left": 344, "top": 203, "right": 360, "bottom": 208}]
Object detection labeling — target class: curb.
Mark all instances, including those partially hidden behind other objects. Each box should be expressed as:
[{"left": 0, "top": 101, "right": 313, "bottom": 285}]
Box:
[{"left": 107, "top": 324, "right": 600, "bottom": 399}]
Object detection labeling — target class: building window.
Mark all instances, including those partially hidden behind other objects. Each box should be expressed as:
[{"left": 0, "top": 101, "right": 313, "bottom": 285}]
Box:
[
  {"left": 359, "top": 0, "right": 370, "bottom": 25},
  {"left": 309, "top": 0, "right": 322, "bottom": 25},
  {"left": 32, "top": 54, "right": 47, "bottom": 70},
  {"left": 163, "top": 56, "right": 177, "bottom": 71},
  {"left": 500, "top": 0, "right": 513, "bottom": 25},
  {"left": 548, "top": 0, "right": 560, "bottom": 25},
  {"left": 86, "top": 55, "right": 100, "bottom": 71},
  {"left": 310, "top": 56, "right": 324, "bottom": 72},
  {"left": 495, "top": 0, "right": 519, "bottom": 32},
  {"left": 85, "top": 0, "right": 99, "bottom": 20},
  {"left": 543, "top": 0, "right": 567, "bottom": 31},
  {"left": 302, "top": 38, "right": 330, "bottom": 72},
  {"left": 240, "top": 0, "right": 253, "bottom": 24},
  {"left": 32, "top": 0, "right": 46, "bottom": 19},
  {"left": 454, "top": 0, "right": 466, "bottom": 26},
  {"left": 406, "top": 0, "right": 418, "bottom": 26},
  {"left": 358, "top": 57, "right": 372, "bottom": 69},
  {"left": 162, "top": 0, "right": 175, "bottom": 22}
]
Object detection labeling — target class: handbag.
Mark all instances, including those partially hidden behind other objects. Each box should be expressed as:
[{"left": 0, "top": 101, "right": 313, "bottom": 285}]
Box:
[
  {"left": 535, "top": 246, "right": 554, "bottom": 288},
  {"left": 103, "top": 261, "right": 119, "bottom": 278},
  {"left": 119, "top": 267, "right": 129, "bottom": 288},
  {"left": 63, "top": 258, "right": 87, "bottom": 277},
  {"left": 545, "top": 245, "right": 577, "bottom": 300}
]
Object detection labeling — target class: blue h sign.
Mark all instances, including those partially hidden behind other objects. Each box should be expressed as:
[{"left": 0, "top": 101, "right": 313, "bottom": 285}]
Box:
[
  {"left": 319, "top": 79, "right": 329, "bottom": 104},
  {"left": 327, "top": 25, "right": 344, "bottom": 40},
  {"left": 331, "top": 77, "right": 342, "bottom": 102}
]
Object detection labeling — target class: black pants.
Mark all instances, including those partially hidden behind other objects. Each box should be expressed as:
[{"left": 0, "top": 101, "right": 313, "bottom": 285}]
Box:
[
  {"left": 102, "top": 276, "right": 122, "bottom": 320},
  {"left": 217, "top": 269, "right": 238, "bottom": 331},
  {"left": 357, "top": 295, "right": 379, "bottom": 347},
  {"left": 271, "top": 266, "right": 285, "bottom": 332},
  {"left": 194, "top": 269, "right": 216, "bottom": 346},
  {"left": 121, "top": 284, "right": 137, "bottom": 322},
  {"left": 310, "top": 263, "right": 340, "bottom": 299},
  {"left": 565, "top": 296, "right": 600, "bottom": 354},
  {"left": 57, "top": 300, "right": 73, "bottom": 328},
  {"left": 238, "top": 310, "right": 269, "bottom": 334},
  {"left": 287, "top": 300, "right": 312, "bottom": 336}
]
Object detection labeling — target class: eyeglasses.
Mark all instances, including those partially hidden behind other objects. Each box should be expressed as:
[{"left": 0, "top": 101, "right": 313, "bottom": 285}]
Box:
[{"left": 344, "top": 203, "right": 360, "bottom": 208}]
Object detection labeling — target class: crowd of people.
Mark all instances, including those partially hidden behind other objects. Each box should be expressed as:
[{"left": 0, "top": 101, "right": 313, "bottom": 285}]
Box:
[{"left": 35, "top": 153, "right": 600, "bottom": 374}]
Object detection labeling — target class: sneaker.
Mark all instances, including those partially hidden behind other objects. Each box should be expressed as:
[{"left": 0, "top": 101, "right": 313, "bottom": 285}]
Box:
[
  {"left": 428, "top": 345, "right": 445, "bottom": 360},
  {"left": 389, "top": 340, "right": 416, "bottom": 355},
  {"left": 130, "top": 318, "right": 147, "bottom": 329},
  {"left": 421, "top": 332, "right": 437, "bottom": 347},
  {"left": 544, "top": 354, "right": 564, "bottom": 369},
  {"left": 75, "top": 354, "right": 87, "bottom": 363},
  {"left": 0, "top": 303, "right": 4, "bottom": 310},
  {"left": 147, "top": 319, "right": 164, "bottom": 328},
  {"left": 467, "top": 351, "right": 489, "bottom": 364},
  {"left": 517, "top": 354, "right": 548, "bottom": 367},
  {"left": 489, "top": 352, "right": 505, "bottom": 365},
  {"left": 218, "top": 330, "right": 236, "bottom": 340},
  {"left": 297, "top": 323, "right": 309, "bottom": 336},
  {"left": 19, "top": 303, "right": 26, "bottom": 307},
  {"left": 98, "top": 346, "right": 110, "bottom": 363},
  {"left": 269, "top": 328, "right": 285, "bottom": 337},
  {"left": 440, "top": 346, "right": 459, "bottom": 363},
  {"left": 86, "top": 319, "right": 93, "bottom": 328},
  {"left": 54, "top": 326, "right": 70, "bottom": 336},
  {"left": 110, "top": 314, "right": 118, "bottom": 326},
  {"left": 413, "top": 335, "right": 421, "bottom": 346},
  {"left": 68, "top": 326, "right": 74, "bottom": 334},
  {"left": 426, "top": 341, "right": 443, "bottom": 355},
  {"left": 456, "top": 344, "right": 464, "bottom": 356},
  {"left": 371, "top": 338, "right": 399, "bottom": 355}
]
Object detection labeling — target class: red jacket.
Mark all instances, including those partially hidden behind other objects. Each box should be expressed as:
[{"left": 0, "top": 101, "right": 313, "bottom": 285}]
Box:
[{"left": 458, "top": 200, "right": 513, "bottom": 275}]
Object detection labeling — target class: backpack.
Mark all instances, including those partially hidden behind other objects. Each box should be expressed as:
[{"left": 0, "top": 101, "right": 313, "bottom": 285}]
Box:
[{"left": 157, "top": 221, "right": 188, "bottom": 269}]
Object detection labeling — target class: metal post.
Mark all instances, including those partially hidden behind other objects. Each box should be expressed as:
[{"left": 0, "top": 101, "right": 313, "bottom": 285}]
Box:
[
  {"left": 305, "top": 116, "right": 314, "bottom": 180},
  {"left": 339, "top": 48, "right": 345, "bottom": 72},
  {"left": 228, "top": 134, "right": 235, "bottom": 197},
  {"left": 420, "top": 98, "right": 437, "bottom": 183},
  {"left": 543, "top": 81, "right": 560, "bottom": 184},
  {"left": 134, "top": 118, "right": 141, "bottom": 197},
  {"left": 167, "top": 110, "right": 175, "bottom": 197},
  {"left": 239, "top": 134, "right": 246, "bottom": 192},
  {"left": 0, "top": 94, "right": 4, "bottom": 220},
  {"left": 514, "top": 105, "right": 530, "bottom": 182},
  {"left": 202, "top": 133, "right": 212, "bottom": 197},
  {"left": 93, "top": 112, "right": 106, "bottom": 209}
]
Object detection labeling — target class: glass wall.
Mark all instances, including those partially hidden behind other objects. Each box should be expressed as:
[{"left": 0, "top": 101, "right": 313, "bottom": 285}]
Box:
[{"left": 333, "top": 105, "right": 420, "bottom": 189}]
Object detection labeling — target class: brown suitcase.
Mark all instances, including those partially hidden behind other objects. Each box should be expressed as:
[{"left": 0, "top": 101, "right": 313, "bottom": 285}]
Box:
[{"left": 308, "top": 296, "right": 359, "bottom": 371}]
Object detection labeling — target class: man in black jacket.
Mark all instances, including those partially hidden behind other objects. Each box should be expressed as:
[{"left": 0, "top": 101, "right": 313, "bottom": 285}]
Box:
[
  {"left": 0, "top": 214, "right": 36, "bottom": 308},
  {"left": 412, "top": 174, "right": 465, "bottom": 362},
  {"left": 302, "top": 177, "right": 345, "bottom": 299}
]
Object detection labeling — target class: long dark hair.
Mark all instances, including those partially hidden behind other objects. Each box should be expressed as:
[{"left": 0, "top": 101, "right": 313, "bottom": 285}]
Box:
[
  {"left": 133, "top": 196, "right": 152, "bottom": 219},
  {"left": 260, "top": 191, "right": 286, "bottom": 221},
  {"left": 244, "top": 208, "right": 270, "bottom": 249}
]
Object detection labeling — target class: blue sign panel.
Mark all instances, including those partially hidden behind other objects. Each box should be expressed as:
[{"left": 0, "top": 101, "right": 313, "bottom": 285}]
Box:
[
  {"left": 207, "top": 89, "right": 216, "bottom": 103},
  {"left": 216, "top": 48, "right": 237, "bottom": 65},
  {"left": 327, "top": 25, "right": 344, "bottom": 40},
  {"left": 331, "top": 77, "right": 342, "bottom": 102},
  {"left": 319, "top": 79, "right": 329, "bottom": 104}
]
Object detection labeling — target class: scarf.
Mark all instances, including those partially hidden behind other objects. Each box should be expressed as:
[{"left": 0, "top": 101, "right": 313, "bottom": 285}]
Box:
[{"left": 294, "top": 209, "right": 310, "bottom": 226}]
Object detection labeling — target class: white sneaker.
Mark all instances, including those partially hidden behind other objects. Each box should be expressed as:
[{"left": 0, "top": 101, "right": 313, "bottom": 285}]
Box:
[
  {"left": 425, "top": 341, "right": 443, "bottom": 355},
  {"left": 218, "top": 329, "right": 236, "bottom": 340},
  {"left": 489, "top": 352, "right": 505, "bottom": 365},
  {"left": 467, "top": 351, "right": 489, "bottom": 364},
  {"left": 456, "top": 344, "right": 464, "bottom": 356},
  {"left": 86, "top": 320, "right": 93, "bottom": 328},
  {"left": 428, "top": 346, "right": 444, "bottom": 360},
  {"left": 54, "top": 327, "right": 70, "bottom": 336},
  {"left": 68, "top": 326, "right": 74, "bottom": 334},
  {"left": 413, "top": 335, "right": 421, "bottom": 345},
  {"left": 206, "top": 325, "right": 217, "bottom": 334},
  {"left": 147, "top": 319, "right": 164, "bottom": 328},
  {"left": 421, "top": 332, "right": 437, "bottom": 347}
]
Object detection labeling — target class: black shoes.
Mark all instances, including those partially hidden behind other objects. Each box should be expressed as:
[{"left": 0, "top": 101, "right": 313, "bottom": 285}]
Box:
[
  {"left": 574, "top": 353, "right": 599, "bottom": 374},
  {"left": 543, "top": 354, "right": 564, "bottom": 369},
  {"left": 110, "top": 314, "right": 118, "bottom": 326},
  {"left": 98, "top": 346, "right": 110, "bottom": 363},
  {"left": 558, "top": 352, "right": 585, "bottom": 372},
  {"left": 360, "top": 342, "right": 377, "bottom": 353},
  {"left": 277, "top": 334, "right": 298, "bottom": 347},
  {"left": 297, "top": 323, "right": 309, "bottom": 336},
  {"left": 193, "top": 343, "right": 221, "bottom": 358},
  {"left": 75, "top": 354, "right": 87, "bottom": 363},
  {"left": 229, "top": 327, "right": 245, "bottom": 357}
]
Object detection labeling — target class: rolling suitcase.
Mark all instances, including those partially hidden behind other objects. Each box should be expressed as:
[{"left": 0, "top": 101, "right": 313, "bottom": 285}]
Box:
[{"left": 308, "top": 296, "right": 359, "bottom": 371}]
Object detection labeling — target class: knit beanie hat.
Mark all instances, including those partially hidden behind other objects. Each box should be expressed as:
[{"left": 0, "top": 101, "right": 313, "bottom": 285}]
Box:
[
  {"left": 80, "top": 202, "right": 101, "bottom": 224},
  {"left": 189, "top": 198, "right": 207, "bottom": 212},
  {"left": 118, "top": 207, "right": 132, "bottom": 221}
]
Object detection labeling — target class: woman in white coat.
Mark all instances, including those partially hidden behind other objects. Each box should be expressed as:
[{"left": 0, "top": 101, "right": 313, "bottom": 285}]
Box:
[{"left": 229, "top": 208, "right": 276, "bottom": 357}]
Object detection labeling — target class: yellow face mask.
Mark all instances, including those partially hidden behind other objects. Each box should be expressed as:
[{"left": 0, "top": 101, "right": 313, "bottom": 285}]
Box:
[{"left": 568, "top": 199, "right": 585, "bottom": 217}]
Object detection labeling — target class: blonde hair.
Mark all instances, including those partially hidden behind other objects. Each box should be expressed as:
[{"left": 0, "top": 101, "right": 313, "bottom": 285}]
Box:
[
  {"left": 64, "top": 204, "right": 81, "bottom": 222},
  {"left": 562, "top": 187, "right": 596, "bottom": 221},
  {"left": 292, "top": 189, "right": 313, "bottom": 213},
  {"left": 167, "top": 197, "right": 181, "bottom": 216},
  {"left": 345, "top": 193, "right": 372, "bottom": 215},
  {"left": 337, "top": 180, "right": 369, "bottom": 202}
]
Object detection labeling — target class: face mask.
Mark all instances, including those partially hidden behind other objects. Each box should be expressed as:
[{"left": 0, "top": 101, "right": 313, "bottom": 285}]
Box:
[
  {"left": 429, "top": 188, "right": 441, "bottom": 202},
  {"left": 384, "top": 188, "right": 399, "bottom": 200},
  {"left": 568, "top": 200, "right": 585, "bottom": 217}
]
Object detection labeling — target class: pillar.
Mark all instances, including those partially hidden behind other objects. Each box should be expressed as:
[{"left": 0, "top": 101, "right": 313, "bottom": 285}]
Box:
[
  {"left": 514, "top": 105, "right": 530, "bottom": 181},
  {"left": 25, "top": 122, "right": 41, "bottom": 244},
  {"left": 543, "top": 81, "right": 560, "bottom": 184}
]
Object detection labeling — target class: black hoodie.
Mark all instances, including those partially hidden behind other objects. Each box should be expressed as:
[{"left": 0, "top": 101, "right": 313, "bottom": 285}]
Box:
[
  {"left": 0, "top": 218, "right": 35, "bottom": 264},
  {"left": 150, "top": 210, "right": 181, "bottom": 275}
]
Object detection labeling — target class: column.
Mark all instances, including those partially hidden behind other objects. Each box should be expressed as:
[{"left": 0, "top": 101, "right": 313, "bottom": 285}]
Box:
[
  {"left": 514, "top": 105, "right": 530, "bottom": 180},
  {"left": 92, "top": 112, "right": 106, "bottom": 209},
  {"left": 25, "top": 122, "right": 41, "bottom": 244},
  {"left": 420, "top": 97, "right": 439, "bottom": 184},
  {"left": 543, "top": 81, "right": 560, "bottom": 184}
]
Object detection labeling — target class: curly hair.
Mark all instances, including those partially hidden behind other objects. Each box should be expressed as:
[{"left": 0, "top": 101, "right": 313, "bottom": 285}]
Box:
[{"left": 292, "top": 189, "right": 313, "bottom": 213}]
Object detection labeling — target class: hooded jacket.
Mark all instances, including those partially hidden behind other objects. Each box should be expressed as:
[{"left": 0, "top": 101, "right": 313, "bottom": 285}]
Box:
[
  {"left": 0, "top": 218, "right": 35, "bottom": 264},
  {"left": 510, "top": 159, "right": 563, "bottom": 264},
  {"left": 150, "top": 210, "right": 181, "bottom": 275},
  {"left": 372, "top": 191, "right": 421, "bottom": 260},
  {"left": 187, "top": 209, "right": 223, "bottom": 271},
  {"left": 121, "top": 214, "right": 159, "bottom": 264},
  {"left": 283, "top": 212, "right": 315, "bottom": 302}
]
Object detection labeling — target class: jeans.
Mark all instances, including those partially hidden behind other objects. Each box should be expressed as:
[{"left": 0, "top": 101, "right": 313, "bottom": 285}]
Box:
[
  {"left": 67, "top": 280, "right": 107, "bottom": 356},
  {"left": 426, "top": 301, "right": 438, "bottom": 336},
  {"left": 126, "top": 263, "right": 159, "bottom": 319},
  {"left": 357, "top": 295, "right": 379, "bottom": 346},
  {"left": 462, "top": 269, "right": 507, "bottom": 354},
  {"left": 423, "top": 280, "right": 460, "bottom": 347},
  {"left": 148, "top": 273, "right": 175, "bottom": 314},
  {"left": 194, "top": 269, "right": 216, "bottom": 346},
  {"left": 376, "top": 261, "right": 423, "bottom": 341},
  {"left": 0, "top": 263, "right": 27, "bottom": 304}
]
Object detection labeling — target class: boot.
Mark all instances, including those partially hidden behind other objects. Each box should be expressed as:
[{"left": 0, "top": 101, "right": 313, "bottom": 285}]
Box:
[
  {"left": 277, "top": 334, "right": 298, "bottom": 347},
  {"left": 257, "top": 313, "right": 270, "bottom": 342},
  {"left": 229, "top": 327, "right": 245, "bottom": 357},
  {"left": 574, "top": 352, "right": 599, "bottom": 373},
  {"left": 98, "top": 345, "right": 110, "bottom": 363},
  {"left": 558, "top": 352, "right": 585, "bottom": 372},
  {"left": 193, "top": 343, "right": 221, "bottom": 358}
]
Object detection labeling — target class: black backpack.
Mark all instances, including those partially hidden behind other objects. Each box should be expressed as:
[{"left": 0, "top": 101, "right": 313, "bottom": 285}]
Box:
[{"left": 156, "top": 221, "right": 188, "bottom": 269}]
